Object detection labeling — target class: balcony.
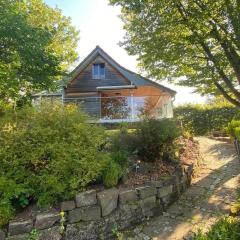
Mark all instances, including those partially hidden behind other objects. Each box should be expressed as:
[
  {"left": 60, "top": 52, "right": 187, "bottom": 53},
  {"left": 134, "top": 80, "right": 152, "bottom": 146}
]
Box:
[{"left": 64, "top": 95, "right": 173, "bottom": 122}]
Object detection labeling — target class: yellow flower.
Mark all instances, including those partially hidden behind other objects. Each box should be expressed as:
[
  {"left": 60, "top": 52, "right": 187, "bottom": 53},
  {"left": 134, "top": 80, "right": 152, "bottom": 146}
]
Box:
[{"left": 60, "top": 211, "right": 65, "bottom": 217}]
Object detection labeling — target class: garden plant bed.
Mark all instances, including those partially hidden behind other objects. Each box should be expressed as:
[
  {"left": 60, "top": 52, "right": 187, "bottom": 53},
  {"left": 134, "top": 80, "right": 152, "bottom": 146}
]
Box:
[
  {"left": 0, "top": 106, "right": 201, "bottom": 240},
  {"left": 10, "top": 136, "right": 200, "bottom": 219},
  {"left": 0, "top": 136, "right": 201, "bottom": 240},
  {"left": 178, "top": 136, "right": 201, "bottom": 166},
  {"left": 121, "top": 135, "right": 200, "bottom": 189},
  {"left": 88, "top": 135, "right": 200, "bottom": 192},
  {"left": 1, "top": 163, "right": 196, "bottom": 240}
]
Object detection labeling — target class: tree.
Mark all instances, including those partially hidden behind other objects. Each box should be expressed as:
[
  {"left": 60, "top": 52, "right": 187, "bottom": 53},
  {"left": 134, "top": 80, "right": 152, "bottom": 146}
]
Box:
[
  {"left": 110, "top": 0, "right": 240, "bottom": 107},
  {"left": 22, "top": 0, "right": 79, "bottom": 72},
  {"left": 0, "top": 0, "right": 79, "bottom": 107}
]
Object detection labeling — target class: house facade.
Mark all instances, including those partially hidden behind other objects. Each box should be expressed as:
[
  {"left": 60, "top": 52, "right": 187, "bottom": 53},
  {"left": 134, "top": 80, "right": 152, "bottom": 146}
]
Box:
[{"left": 34, "top": 46, "right": 176, "bottom": 122}]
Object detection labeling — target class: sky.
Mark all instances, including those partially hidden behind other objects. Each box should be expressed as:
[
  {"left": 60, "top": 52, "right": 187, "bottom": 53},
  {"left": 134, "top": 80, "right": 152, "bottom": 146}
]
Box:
[{"left": 45, "top": 0, "right": 206, "bottom": 105}]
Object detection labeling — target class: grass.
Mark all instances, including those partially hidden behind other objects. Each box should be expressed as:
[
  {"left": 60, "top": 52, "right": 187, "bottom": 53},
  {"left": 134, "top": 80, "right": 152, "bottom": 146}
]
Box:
[{"left": 105, "top": 128, "right": 136, "bottom": 137}]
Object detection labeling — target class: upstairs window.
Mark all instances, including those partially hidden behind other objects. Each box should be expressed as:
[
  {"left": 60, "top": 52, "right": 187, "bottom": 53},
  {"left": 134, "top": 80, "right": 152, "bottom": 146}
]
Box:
[{"left": 92, "top": 63, "right": 105, "bottom": 79}]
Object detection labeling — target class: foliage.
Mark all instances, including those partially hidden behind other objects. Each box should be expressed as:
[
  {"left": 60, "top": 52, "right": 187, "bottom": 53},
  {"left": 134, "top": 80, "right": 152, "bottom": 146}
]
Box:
[
  {"left": 103, "top": 151, "right": 128, "bottom": 188},
  {"left": 106, "top": 120, "right": 180, "bottom": 162},
  {"left": 175, "top": 104, "right": 238, "bottom": 135},
  {"left": 231, "top": 203, "right": 240, "bottom": 216},
  {"left": 25, "top": 0, "right": 79, "bottom": 71},
  {"left": 234, "top": 111, "right": 240, "bottom": 120},
  {"left": 231, "top": 202, "right": 240, "bottom": 216},
  {"left": 197, "top": 187, "right": 240, "bottom": 240},
  {"left": 106, "top": 124, "right": 137, "bottom": 154},
  {"left": 59, "top": 211, "right": 66, "bottom": 233},
  {"left": 0, "top": 0, "right": 79, "bottom": 105},
  {"left": 112, "top": 226, "right": 124, "bottom": 240},
  {"left": 0, "top": 104, "right": 108, "bottom": 226},
  {"left": 0, "top": 101, "right": 12, "bottom": 118},
  {"left": 27, "top": 229, "right": 39, "bottom": 240},
  {"left": 110, "top": 0, "right": 240, "bottom": 106},
  {"left": 192, "top": 216, "right": 240, "bottom": 240},
  {"left": 230, "top": 188, "right": 240, "bottom": 216},
  {"left": 103, "top": 160, "right": 123, "bottom": 188},
  {"left": 227, "top": 120, "right": 240, "bottom": 140},
  {"left": 135, "top": 119, "right": 180, "bottom": 162},
  {"left": 110, "top": 150, "right": 129, "bottom": 170}
]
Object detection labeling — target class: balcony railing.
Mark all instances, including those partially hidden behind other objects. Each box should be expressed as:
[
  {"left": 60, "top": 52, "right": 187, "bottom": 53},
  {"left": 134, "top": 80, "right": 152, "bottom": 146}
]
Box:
[{"left": 63, "top": 95, "right": 173, "bottom": 122}]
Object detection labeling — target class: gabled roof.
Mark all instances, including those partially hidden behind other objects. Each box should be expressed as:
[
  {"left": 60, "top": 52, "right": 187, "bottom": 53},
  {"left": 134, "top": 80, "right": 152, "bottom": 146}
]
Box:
[{"left": 69, "top": 46, "right": 176, "bottom": 96}]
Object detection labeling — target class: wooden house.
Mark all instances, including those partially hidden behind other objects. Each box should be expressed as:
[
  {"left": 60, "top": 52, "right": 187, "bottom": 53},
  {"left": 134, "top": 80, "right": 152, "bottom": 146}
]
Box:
[{"left": 34, "top": 46, "right": 176, "bottom": 122}]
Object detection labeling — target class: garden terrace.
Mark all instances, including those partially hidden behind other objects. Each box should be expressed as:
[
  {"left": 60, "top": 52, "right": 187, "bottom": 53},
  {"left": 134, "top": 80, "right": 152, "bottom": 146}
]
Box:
[
  {"left": 1, "top": 165, "right": 195, "bottom": 240},
  {"left": 0, "top": 104, "right": 200, "bottom": 240}
]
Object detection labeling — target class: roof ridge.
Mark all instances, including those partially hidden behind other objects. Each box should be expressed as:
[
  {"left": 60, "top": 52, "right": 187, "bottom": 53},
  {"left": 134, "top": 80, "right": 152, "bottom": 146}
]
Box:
[
  {"left": 96, "top": 46, "right": 176, "bottom": 95},
  {"left": 71, "top": 46, "right": 99, "bottom": 75}
]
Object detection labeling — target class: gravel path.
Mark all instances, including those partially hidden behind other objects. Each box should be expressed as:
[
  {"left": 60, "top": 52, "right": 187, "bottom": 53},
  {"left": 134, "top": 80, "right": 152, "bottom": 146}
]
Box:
[{"left": 122, "top": 137, "right": 240, "bottom": 240}]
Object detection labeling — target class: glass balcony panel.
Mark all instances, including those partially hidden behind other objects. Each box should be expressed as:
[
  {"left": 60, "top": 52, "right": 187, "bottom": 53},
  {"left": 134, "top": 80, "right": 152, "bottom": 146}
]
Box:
[
  {"left": 63, "top": 95, "right": 172, "bottom": 121},
  {"left": 101, "top": 97, "right": 131, "bottom": 120}
]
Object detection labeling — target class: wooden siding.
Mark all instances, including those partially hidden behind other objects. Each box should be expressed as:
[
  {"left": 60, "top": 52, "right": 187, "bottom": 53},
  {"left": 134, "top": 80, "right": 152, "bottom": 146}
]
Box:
[
  {"left": 100, "top": 86, "right": 168, "bottom": 97},
  {"left": 64, "top": 92, "right": 99, "bottom": 98},
  {"left": 65, "top": 55, "right": 130, "bottom": 96},
  {"left": 80, "top": 97, "right": 100, "bottom": 117},
  {"left": 64, "top": 93, "right": 100, "bottom": 117}
]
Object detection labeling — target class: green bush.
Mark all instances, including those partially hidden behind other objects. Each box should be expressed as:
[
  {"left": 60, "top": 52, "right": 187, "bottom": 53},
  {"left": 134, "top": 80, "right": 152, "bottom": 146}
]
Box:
[
  {"left": 175, "top": 104, "right": 238, "bottom": 135},
  {"left": 0, "top": 100, "right": 13, "bottom": 118},
  {"left": 110, "top": 151, "right": 128, "bottom": 170},
  {"left": 0, "top": 104, "right": 109, "bottom": 226},
  {"left": 227, "top": 120, "right": 240, "bottom": 140},
  {"left": 135, "top": 119, "right": 180, "bottom": 162},
  {"left": 106, "top": 124, "right": 137, "bottom": 154},
  {"left": 193, "top": 216, "right": 240, "bottom": 240},
  {"left": 231, "top": 188, "right": 240, "bottom": 215},
  {"left": 103, "top": 151, "right": 128, "bottom": 188},
  {"left": 103, "top": 161, "right": 123, "bottom": 188}
]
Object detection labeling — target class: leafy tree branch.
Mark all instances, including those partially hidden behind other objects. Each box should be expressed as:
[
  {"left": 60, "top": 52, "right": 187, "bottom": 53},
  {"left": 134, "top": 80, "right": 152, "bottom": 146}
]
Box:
[{"left": 110, "top": 0, "right": 240, "bottom": 107}]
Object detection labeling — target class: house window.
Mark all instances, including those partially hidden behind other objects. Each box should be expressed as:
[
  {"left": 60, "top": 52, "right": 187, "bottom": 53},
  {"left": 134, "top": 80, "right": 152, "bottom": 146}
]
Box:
[{"left": 92, "top": 63, "right": 105, "bottom": 79}]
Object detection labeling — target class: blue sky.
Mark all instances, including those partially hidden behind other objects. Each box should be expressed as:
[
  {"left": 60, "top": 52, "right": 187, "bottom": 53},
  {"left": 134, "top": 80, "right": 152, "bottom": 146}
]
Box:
[{"left": 44, "top": 0, "right": 206, "bottom": 105}]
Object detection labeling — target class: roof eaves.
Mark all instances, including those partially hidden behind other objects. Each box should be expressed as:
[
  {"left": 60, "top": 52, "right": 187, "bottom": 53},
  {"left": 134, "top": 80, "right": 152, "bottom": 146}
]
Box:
[
  {"left": 96, "top": 46, "right": 176, "bottom": 96},
  {"left": 138, "top": 75, "right": 176, "bottom": 96},
  {"left": 70, "top": 46, "right": 100, "bottom": 78},
  {"left": 69, "top": 45, "right": 176, "bottom": 96}
]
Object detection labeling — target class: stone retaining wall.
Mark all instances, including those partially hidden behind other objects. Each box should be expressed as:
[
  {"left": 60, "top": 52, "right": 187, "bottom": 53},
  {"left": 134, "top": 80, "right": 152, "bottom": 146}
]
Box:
[{"left": 0, "top": 165, "right": 193, "bottom": 240}]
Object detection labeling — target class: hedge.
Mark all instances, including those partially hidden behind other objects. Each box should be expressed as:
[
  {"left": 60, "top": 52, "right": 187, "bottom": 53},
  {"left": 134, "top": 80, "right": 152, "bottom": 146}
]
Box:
[
  {"left": 227, "top": 120, "right": 240, "bottom": 140},
  {"left": 174, "top": 104, "right": 238, "bottom": 135}
]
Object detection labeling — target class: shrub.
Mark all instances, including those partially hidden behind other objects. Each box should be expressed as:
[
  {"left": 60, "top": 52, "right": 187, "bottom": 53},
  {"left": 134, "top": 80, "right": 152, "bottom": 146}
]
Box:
[
  {"left": 0, "top": 100, "right": 13, "bottom": 118},
  {"left": 193, "top": 216, "right": 240, "bottom": 240},
  {"left": 231, "top": 188, "right": 240, "bottom": 215},
  {"left": 111, "top": 151, "right": 128, "bottom": 170},
  {"left": 0, "top": 104, "right": 109, "bottom": 226},
  {"left": 175, "top": 104, "right": 238, "bottom": 135},
  {"left": 135, "top": 119, "right": 180, "bottom": 162},
  {"left": 227, "top": 120, "right": 240, "bottom": 140},
  {"left": 102, "top": 151, "right": 128, "bottom": 188},
  {"left": 106, "top": 124, "right": 137, "bottom": 154},
  {"left": 103, "top": 161, "right": 122, "bottom": 188}
]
